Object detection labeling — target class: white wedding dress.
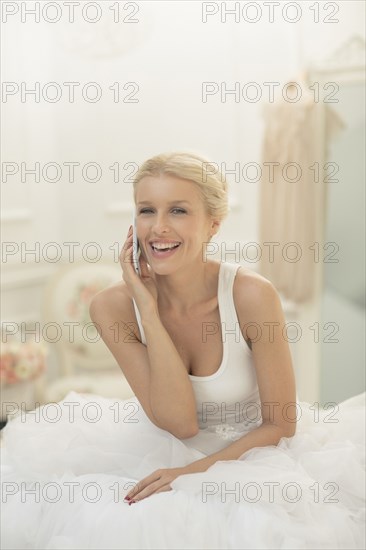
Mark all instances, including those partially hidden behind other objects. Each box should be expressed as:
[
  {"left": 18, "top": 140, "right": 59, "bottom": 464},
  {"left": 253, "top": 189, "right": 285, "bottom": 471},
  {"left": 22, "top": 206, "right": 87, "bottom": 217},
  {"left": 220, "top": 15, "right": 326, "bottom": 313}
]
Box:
[{"left": 1, "top": 262, "right": 365, "bottom": 549}]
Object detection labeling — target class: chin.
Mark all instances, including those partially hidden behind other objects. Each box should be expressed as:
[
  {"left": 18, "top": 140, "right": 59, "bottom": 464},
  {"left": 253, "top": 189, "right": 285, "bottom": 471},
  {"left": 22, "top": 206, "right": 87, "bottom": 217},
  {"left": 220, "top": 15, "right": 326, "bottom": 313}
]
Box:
[{"left": 149, "top": 262, "right": 182, "bottom": 274}]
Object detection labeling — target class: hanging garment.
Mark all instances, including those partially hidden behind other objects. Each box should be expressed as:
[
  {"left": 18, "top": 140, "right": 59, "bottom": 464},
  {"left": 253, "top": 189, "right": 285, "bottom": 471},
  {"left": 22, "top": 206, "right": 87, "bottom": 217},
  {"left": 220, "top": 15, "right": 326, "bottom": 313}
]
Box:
[{"left": 258, "top": 92, "right": 345, "bottom": 303}]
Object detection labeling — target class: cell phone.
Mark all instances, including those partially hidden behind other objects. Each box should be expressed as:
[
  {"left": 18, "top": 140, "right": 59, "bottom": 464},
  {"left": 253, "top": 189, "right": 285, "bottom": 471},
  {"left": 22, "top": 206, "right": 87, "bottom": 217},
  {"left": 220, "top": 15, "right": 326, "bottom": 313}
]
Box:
[{"left": 132, "top": 212, "right": 141, "bottom": 276}]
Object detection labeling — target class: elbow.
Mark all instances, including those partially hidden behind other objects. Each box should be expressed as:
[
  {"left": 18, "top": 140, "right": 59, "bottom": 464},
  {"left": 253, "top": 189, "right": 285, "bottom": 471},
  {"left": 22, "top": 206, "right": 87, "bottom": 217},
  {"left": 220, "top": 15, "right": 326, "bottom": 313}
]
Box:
[
  {"left": 287, "top": 425, "right": 297, "bottom": 438},
  {"left": 279, "top": 423, "right": 297, "bottom": 439},
  {"left": 263, "top": 421, "right": 297, "bottom": 440},
  {"left": 174, "top": 423, "right": 199, "bottom": 440}
]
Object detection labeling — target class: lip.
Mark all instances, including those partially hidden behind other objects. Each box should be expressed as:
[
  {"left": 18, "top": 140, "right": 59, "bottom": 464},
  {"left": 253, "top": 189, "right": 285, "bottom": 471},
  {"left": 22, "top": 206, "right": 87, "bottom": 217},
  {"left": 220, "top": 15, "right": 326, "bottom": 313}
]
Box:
[
  {"left": 149, "top": 242, "right": 182, "bottom": 258},
  {"left": 149, "top": 240, "right": 181, "bottom": 245}
]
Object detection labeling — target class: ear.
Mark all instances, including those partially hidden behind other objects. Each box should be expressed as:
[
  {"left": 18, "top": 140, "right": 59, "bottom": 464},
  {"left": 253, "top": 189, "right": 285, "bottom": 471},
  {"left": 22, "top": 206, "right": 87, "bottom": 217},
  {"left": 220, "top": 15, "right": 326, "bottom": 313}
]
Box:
[{"left": 210, "top": 219, "right": 221, "bottom": 237}]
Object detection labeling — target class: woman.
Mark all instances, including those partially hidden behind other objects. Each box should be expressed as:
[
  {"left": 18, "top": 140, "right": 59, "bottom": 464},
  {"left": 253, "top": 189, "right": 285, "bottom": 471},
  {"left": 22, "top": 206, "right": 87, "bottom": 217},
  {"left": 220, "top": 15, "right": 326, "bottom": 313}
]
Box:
[
  {"left": 114, "top": 151, "right": 297, "bottom": 491},
  {"left": 1, "top": 152, "right": 364, "bottom": 550}
]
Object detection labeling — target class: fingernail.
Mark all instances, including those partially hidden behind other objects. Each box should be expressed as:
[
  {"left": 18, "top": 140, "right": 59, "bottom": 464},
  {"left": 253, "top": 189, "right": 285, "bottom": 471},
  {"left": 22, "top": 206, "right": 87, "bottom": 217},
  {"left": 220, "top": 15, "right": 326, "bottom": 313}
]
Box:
[
  {"left": 124, "top": 496, "right": 131, "bottom": 501},
  {"left": 128, "top": 499, "right": 137, "bottom": 505}
]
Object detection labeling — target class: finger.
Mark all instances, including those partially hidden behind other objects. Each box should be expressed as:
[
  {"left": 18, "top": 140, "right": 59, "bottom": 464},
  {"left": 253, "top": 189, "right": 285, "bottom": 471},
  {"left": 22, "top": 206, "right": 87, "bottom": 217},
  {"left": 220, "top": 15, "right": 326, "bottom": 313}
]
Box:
[
  {"left": 140, "top": 253, "right": 154, "bottom": 279},
  {"left": 121, "top": 241, "right": 134, "bottom": 267},
  {"left": 130, "top": 478, "right": 167, "bottom": 502},
  {"left": 126, "top": 471, "right": 162, "bottom": 500},
  {"left": 139, "top": 250, "right": 150, "bottom": 279},
  {"left": 122, "top": 227, "right": 132, "bottom": 248},
  {"left": 120, "top": 245, "right": 132, "bottom": 271},
  {"left": 120, "top": 240, "right": 132, "bottom": 267},
  {"left": 122, "top": 235, "right": 133, "bottom": 251},
  {"left": 154, "top": 484, "right": 172, "bottom": 495}
]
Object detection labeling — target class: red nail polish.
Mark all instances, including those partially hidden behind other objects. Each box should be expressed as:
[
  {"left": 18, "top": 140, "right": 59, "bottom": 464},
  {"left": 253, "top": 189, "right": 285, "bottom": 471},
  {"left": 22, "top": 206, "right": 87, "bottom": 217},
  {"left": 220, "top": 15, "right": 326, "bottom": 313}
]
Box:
[
  {"left": 124, "top": 496, "right": 131, "bottom": 501},
  {"left": 128, "top": 499, "right": 136, "bottom": 505}
]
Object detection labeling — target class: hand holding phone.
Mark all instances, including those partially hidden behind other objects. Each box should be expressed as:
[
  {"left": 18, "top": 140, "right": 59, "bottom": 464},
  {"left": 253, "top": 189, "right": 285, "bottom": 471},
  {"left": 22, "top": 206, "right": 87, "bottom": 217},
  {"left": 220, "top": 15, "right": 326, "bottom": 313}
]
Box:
[
  {"left": 120, "top": 214, "right": 159, "bottom": 315},
  {"left": 132, "top": 213, "right": 141, "bottom": 277}
]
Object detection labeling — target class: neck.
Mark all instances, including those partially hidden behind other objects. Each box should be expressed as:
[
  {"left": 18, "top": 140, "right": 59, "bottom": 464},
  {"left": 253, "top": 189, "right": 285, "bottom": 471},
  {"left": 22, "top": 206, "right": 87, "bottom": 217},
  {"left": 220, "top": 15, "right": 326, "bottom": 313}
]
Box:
[{"left": 155, "top": 260, "right": 219, "bottom": 317}]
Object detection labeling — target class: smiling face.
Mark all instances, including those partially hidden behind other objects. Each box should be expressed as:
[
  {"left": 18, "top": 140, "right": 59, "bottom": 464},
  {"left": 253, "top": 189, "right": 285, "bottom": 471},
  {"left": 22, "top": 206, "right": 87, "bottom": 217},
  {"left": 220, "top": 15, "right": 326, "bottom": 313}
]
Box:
[{"left": 135, "top": 174, "right": 218, "bottom": 272}]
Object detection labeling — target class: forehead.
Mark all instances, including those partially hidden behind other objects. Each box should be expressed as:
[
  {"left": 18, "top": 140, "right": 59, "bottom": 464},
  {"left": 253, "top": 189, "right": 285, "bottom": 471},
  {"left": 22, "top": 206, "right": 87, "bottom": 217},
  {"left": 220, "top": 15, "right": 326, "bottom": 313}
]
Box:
[{"left": 136, "top": 174, "right": 200, "bottom": 203}]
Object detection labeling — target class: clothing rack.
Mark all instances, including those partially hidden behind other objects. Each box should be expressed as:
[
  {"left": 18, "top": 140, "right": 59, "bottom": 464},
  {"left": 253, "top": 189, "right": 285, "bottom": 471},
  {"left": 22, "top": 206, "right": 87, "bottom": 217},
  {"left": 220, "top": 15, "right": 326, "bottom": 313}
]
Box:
[{"left": 307, "top": 34, "right": 365, "bottom": 83}]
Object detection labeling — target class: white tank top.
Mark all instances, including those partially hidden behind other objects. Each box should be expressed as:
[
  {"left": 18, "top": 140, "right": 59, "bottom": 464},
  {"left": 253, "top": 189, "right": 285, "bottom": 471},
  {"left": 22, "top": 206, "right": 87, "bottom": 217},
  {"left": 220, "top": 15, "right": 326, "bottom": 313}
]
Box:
[{"left": 132, "top": 261, "right": 263, "bottom": 437}]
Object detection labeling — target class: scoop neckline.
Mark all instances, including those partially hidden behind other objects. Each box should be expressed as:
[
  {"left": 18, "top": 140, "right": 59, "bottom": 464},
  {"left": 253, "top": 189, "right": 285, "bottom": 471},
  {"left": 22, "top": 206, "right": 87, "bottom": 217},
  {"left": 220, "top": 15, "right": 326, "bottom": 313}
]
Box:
[{"left": 188, "top": 261, "right": 228, "bottom": 382}]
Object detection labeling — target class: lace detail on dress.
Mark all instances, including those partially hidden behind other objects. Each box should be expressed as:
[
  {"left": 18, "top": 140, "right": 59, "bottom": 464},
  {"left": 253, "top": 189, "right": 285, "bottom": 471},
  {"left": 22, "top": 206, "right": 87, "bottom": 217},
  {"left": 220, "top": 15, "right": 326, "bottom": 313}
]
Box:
[{"left": 205, "top": 420, "right": 262, "bottom": 441}]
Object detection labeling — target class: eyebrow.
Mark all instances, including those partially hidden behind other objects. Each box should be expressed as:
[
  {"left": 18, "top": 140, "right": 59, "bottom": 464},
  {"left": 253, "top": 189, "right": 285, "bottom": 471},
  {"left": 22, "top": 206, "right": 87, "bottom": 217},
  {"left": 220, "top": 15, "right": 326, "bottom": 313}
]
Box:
[{"left": 137, "top": 200, "right": 191, "bottom": 205}]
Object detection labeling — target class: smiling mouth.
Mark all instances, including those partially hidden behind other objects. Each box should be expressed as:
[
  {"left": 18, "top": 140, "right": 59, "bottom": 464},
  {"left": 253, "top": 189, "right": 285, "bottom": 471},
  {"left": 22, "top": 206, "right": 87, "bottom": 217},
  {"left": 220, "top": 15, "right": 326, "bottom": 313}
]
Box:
[{"left": 149, "top": 243, "right": 182, "bottom": 256}]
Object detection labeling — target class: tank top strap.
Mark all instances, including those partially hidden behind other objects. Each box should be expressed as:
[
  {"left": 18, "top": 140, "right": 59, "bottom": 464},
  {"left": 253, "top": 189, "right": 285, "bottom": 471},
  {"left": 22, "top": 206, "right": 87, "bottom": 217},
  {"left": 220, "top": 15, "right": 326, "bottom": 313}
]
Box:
[
  {"left": 132, "top": 297, "right": 146, "bottom": 345},
  {"left": 219, "top": 262, "right": 242, "bottom": 328}
]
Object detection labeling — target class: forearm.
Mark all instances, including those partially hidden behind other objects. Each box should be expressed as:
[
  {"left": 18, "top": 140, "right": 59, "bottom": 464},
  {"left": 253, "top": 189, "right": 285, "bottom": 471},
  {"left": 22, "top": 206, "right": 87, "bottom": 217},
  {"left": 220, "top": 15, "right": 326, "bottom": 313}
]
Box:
[
  {"left": 141, "top": 309, "right": 198, "bottom": 438},
  {"left": 184, "top": 423, "right": 294, "bottom": 474}
]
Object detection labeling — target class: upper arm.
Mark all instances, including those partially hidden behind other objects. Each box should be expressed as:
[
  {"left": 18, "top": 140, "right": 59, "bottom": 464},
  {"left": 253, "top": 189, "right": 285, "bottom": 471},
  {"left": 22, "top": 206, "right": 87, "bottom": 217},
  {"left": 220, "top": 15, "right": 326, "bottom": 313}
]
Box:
[
  {"left": 88, "top": 287, "right": 160, "bottom": 429},
  {"left": 234, "top": 270, "right": 297, "bottom": 437}
]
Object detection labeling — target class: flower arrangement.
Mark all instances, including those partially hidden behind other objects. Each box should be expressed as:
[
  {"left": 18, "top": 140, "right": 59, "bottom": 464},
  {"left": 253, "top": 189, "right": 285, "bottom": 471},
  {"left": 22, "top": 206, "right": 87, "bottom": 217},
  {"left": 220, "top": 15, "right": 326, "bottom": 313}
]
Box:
[
  {"left": 0, "top": 278, "right": 110, "bottom": 386},
  {"left": 0, "top": 334, "right": 48, "bottom": 386}
]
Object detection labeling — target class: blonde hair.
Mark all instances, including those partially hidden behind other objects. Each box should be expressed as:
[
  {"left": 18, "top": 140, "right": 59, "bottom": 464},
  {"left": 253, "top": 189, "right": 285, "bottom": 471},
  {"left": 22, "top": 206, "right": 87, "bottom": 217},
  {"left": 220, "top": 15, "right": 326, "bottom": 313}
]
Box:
[{"left": 133, "top": 152, "right": 230, "bottom": 227}]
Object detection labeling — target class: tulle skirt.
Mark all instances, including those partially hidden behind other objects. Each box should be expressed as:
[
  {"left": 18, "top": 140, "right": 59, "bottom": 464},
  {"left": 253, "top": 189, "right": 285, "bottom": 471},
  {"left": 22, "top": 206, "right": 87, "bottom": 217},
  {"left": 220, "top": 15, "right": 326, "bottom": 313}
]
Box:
[{"left": 1, "top": 390, "right": 365, "bottom": 549}]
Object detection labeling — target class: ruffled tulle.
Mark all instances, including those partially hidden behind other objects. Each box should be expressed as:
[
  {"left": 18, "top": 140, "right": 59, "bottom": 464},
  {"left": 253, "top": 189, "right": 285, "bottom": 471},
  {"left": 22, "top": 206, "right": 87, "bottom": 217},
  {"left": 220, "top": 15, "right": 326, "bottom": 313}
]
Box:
[{"left": 1, "top": 391, "right": 365, "bottom": 550}]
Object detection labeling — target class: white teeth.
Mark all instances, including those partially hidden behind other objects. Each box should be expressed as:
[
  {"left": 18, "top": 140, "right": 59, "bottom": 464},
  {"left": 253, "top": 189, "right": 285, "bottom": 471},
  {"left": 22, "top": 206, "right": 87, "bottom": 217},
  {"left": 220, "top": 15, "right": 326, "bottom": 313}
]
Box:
[{"left": 151, "top": 243, "right": 180, "bottom": 250}]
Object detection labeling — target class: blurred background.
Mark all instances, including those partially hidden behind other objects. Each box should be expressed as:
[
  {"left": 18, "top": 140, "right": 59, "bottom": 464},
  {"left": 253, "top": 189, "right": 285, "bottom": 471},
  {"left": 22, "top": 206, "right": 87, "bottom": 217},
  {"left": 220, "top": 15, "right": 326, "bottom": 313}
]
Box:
[{"left": 1, "top": 1, "right": 365, "bottom": 424}]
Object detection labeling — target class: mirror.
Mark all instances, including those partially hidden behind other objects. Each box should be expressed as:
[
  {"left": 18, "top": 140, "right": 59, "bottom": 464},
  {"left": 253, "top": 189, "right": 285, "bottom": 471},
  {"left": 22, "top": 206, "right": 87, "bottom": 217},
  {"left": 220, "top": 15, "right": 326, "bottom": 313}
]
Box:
[{"left": 320, "top": 79, "right": 365, "bottom": 404}]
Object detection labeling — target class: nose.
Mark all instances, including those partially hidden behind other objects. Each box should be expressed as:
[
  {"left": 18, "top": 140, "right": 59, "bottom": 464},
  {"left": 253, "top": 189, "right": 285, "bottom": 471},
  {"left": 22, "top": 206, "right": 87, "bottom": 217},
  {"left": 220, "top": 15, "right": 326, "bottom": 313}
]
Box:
[{"left": 151, "top": 213, "right": 171, "bottom": 233}]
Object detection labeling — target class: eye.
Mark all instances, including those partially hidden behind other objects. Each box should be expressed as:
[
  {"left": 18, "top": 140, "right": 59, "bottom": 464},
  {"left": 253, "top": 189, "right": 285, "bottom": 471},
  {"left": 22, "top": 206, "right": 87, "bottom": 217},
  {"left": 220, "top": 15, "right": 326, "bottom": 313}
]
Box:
[{"left": 139, "top": 208, "right": 186, "bottom": 214}]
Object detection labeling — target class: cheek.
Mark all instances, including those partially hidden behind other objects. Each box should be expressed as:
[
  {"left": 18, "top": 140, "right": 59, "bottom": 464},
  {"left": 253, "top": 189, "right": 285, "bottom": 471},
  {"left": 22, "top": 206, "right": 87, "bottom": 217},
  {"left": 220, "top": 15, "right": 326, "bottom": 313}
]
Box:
[{"left": 137, "top": 219, "right": 149, "bottom": 234}]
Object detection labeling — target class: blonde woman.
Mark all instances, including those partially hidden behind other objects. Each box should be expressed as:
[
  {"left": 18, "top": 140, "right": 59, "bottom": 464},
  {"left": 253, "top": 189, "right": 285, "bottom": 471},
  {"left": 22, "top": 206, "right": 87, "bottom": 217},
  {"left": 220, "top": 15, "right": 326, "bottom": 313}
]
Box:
[
  {"left": 113, "top": 151, "right": 297, "bottom": 478},
  {"left": 1, "top": 152, "right": 364, "bottom": 550}
]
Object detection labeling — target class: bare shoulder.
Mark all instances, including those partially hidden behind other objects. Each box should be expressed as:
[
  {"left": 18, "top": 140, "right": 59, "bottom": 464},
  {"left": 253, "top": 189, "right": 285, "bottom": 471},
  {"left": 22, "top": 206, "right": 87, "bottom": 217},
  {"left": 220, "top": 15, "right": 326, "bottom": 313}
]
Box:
[
  {"left": 89, "top": 280, "right": 143, "bottom": 343},
  {"left": 233, "top": 266, "right": 282, "bottom": 319},
  {"left": 89, "top": 279, "right": 131, "bottom": 315},
  {"left": 231, "top": 266, "right": 285, "bottom": 348}
]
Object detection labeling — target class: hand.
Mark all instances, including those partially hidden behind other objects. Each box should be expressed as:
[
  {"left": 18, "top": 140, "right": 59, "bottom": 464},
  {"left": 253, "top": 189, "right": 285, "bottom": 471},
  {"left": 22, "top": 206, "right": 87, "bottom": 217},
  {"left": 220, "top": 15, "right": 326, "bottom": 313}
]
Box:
[
  {"left": 123, "top": 466, "right": 188, "bottom": 504},
  {"left": 120, "top": 225, "right": 159, "bottom": 315}
]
